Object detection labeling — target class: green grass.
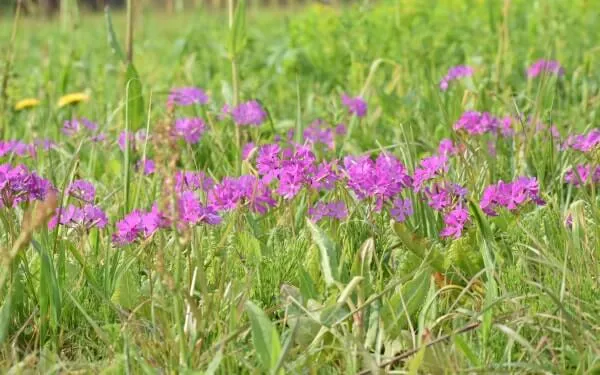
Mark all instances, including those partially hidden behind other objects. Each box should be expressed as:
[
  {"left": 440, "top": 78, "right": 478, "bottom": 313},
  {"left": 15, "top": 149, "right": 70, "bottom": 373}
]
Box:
[{"left": 1, "top": 0, "right": 600, "bottom": 373}]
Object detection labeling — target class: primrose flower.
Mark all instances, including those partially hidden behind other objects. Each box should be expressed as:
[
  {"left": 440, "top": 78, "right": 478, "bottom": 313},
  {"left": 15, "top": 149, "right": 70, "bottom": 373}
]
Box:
[
  {"left": 175, "top": 171, "right": 215, "bottom": 193},
  {"left": 440, "top": 204, "right": 470, "bottom": 238},
  {"left": 68, "top": 179, "right": 96, "bottom": 202},
  {"left": 62, "top": 118, "right": 98, "bottom": 137},
  {"left": 440, "top": 65, "right": 473, "bottom": 91},
  {"left": 413, "top": 155, "right": 449, "bottom": 191},
  {"left": 480, "top": 176, "right": 545, "bottom": 216},
  {"left": 565, "top": 164, "right": 600, "bottom": 186},
  {"left": 304, "top": 119, "right": 334, "bottom": 150},
  {"left": 0, "top": 164, "right": 54, "bottom": 208},
  {"left": 136, "top": 159, "right": 156, "bottom": 175},
  {"left": 112, "top": 205, "right": 170, "bottom": 246},
  {"left": 0, "top": 140, "right": 36, "bottom": 158},
  {"left": 309, "top": 201, "right": 348, "bottom": 222},
  {"left": 341, "top": 94, "right": 367, "bottom": 117},
  {"left": 231, "top": 100, "right": 267, "bottom": 126},
  {"left": 178, "top": 191, "right": 221, "bottom": 225},
  {"left": 48, "top": 204, "right": 108, "bottom": 231},
  {"left": 167, "top": 87, "right": 209, "bottom": 107},
  {"left": 390, "top": 197, "right": 413, "bottom": 223},
  {"left": 118, "top": 130, "right": 148, "bottom": 152},
  {"left": 172, "top": 117, "right": 207, "bottom": 144},
  {"left": 527, "top": 59, "right": 565, "bottom": 78},
  {"left": 565, "top": 129, "right": 600, "bottom": 153}
]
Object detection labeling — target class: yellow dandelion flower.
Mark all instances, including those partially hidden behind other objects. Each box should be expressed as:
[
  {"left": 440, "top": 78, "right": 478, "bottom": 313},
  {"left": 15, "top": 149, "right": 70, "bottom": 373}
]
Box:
[
  {"left": 14, "top": 98, "right": 40, "bottom": 111},
  {"left": 58, "top": 92, "right": 89, "bottom": 108}
]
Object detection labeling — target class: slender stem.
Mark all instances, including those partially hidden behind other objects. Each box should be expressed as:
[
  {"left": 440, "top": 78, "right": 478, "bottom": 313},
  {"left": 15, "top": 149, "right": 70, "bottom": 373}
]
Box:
[{"left": 1, "top": 0, "right": 22, "bottom": 135}]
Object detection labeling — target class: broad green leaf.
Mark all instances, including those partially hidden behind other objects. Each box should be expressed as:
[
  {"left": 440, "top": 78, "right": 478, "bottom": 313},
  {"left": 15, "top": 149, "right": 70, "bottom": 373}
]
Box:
[
  {"left": 245, "top": 300, "right": 281, "bottom": 372},
  {"left": 306, "top": 218, "right": 339, "bottom": 286},
  {"left": 111, "top": 268, "right": 140, "bottom": 310},
  {"left": 407, "top": 345, "right": 427, "bottom": 375},
  {"left": 393, "top": 223, "right": 444, "bottom": 273},
  {"left": 298, "top": 267, "right": 318, "bottom": 300},
  {"left": 229, "top": 0, "right": 247, "bottom": 56},
  {"left": 205, "top": 349, "right": 223, "bottom": 375},
  {"left": 124, "top": 63, "right": 145, "bottom": 132},
  {"left": 383, "top": 270, "right": 431, "bottom": 333}
]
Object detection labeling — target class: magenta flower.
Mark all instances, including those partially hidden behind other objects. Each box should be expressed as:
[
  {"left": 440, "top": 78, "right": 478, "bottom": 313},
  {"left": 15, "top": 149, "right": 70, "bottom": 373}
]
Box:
[
  {"left": 256, "top": 144, "right": 282, "bottom": 183},
  {"left": 390, "top": 198, "right": 413, "bottom": 222},
  {"left": 343, "top": 153, "right": 411, "bottom": 209},
  {"left": 310, "top": 161, "right": 340, "bottom": 191},
  {"left": 341, "top": 94, "right": 367, "bottom": 117},
  {"left": 167, "top": 87, "right": 209, "bottom": 107},
  {"left": 304, "top": 119, "right": 334, "bottom": 150},
  {"left": 437, "top": 139, "right": 457, "bottom": 156},
  {"left": 309, "top": 201, "right": 348, "bottom": 222},
  {"left": 172, "top": 117, "right": 207, "bottom": 144},
  {"left": 565, "top": 164, "right": 600, "bottom": 186},
  {"left": 112, "top": 205, "right": 170, "bottom": 246},
  {"left": 0, "top": 164, "right": 53, "bottom": 208},
  {"left": 480, "top": 176, "right": 545, "bottom": 216},
  {"left": 208, "top": 175, "right": 276, "bottom": 214},
  {"left": 335, "top": 124, "right": 348, "bottom": 135},
  {"left": 175, "top": 170, "right": 215, "bottom": 193},
  {"left": 136, "top": 159, "right": 156, "bottom": 175},
  {"left": 118, "top": 130, "right": 148, "bottom": 152},
  {"left": 62, "top": 118, "right": 98, "bottom": 137},
  {"left": 242, "top": 142, "right": 257, "bottom": 160},
  {"left": 440, "top": 204, "right": 470, "bottom": 238},
  {"left": 565, "top": 129, "right": 600, "bottom": 153},
  {"left": 527, "top": 59, "right": 565, "bottom": 78},
  {"left": 440, "top": 65, "right": 473, "bottom": 91},
  {"left": 178, "top": 191, "right": 221, "bottom": 225},
  {"left": 231, "top": 100, "right": 267, "bottom": 126},
  {"left": 0, "top": 140, "right": 36, "bottom": 158},
  {"left": 49, "top": 204, "right": 108, "bottom": 231},
  {"left": 68, "top": 179, "right": 96, "bottom": 202},
  {"left": 413, "top": 155, "right": 449, "bottom": 191},
  {"left": 453, "top": 111, "right": 511, "bottom": 136}
]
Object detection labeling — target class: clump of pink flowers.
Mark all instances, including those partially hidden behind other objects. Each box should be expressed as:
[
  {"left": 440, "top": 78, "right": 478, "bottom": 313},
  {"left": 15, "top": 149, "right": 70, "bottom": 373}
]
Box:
[
  {"left": 440, "top": 65, "right": 473, "bottom": 91},
  {"left": 172, "top": 117, "right": 207, "bottom": 144},
  {"left": 527, "top": 59, "right": 565, "bottom": 78},
  {"left": 309, "top": 201, "right": 348, "bottom": 222},
  {"left": 113, "top": 205, "right": 171, "bottom": 246},
  {"left": 565, "top": 129, "right": 600, "bottom": 153},
  {"left": 341, "top": 94, "right": 367, "bottom": 117},
  {"left": 480, "top": 176, "right": 545, "bottom": 216},
  {"left": 565, "top": 164, "right": 600, "bottom": 186},
  {"left": 453, "top": 111, "right": 513, "bottom": 137},
  {"left": 49, "top": 204, "right": 108, "bottom": 231},
  {"left": 228, "top": 100, "right": 267, "bottom": 126},
  {"left": 167, "top": 87, "right": 209, "bottom": 107},
  {"left": 0, "top": 164, "right": 53, "bottom": 208}
]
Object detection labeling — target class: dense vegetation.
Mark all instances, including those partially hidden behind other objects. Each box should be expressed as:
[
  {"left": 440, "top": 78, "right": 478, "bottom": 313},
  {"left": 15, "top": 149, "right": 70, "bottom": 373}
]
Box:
[{"left": 1, "top": 0, "right": 600, "bottom": 373}]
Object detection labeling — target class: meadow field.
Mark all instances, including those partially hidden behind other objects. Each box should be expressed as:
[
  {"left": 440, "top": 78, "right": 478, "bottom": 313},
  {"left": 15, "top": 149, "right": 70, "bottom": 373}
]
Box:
[{"left": 1, "top": 0, "right": 600, "bottom": 373}]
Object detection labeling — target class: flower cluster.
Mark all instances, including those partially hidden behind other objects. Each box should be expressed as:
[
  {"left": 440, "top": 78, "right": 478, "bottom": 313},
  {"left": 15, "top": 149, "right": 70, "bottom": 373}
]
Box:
[
  {"left": 167, "top": 87, "right": 209, "bottom": 107},
  {"left": 209, "top": 175, "right": 276, "bottom": 214},
  {"left": 68, "top": 179, "right": 96, "bottom": 202},
  {"left": 63, "top": 118, "right": 98, "bottom": 136},
  {"left": 309, "top": 201, "right": 348, "bottom": 222},
  {"left": 341, "top": 94, "right": 367, "bottom": 117},
  {"left": 0, "top": 164, "right": 53, "bottom": 208},
  {"left": 49, "top": 204, "right": 108, "bottom": 231},
  {"left": 172, "top": 117, "right": 207, "bottom": 144},
  {"left": 0, "top": 140, "right": 36, "bottom": 158},
  {"left": 453, "top": 111, "right": 513, "bottom": 136},
  {"left": 565, "top": 164, "right": 600, "bottom": 186},
  {"left": 228, "top": 100, "right": 267, "bottom": 126},
  {"left": 113, "top": 205, "right": 170, "bottom": 246},
  {"left": 480, "top": 176, "right": 545, "bottom": 216},
  {"left": 343, "top": 153, "right": 411, "bottom": 209},
  {"left": 177, "top": 191, "right": 221, "bottom": 226},
  {"left": 440, "top": 65, "right": 473, "bottom": 91},
  {"left": 118, "top": 130, "right": 148, "bottom": 152},
  {"left": 565, "top": 129, "right": 600, "bottom": 153},
  {"left": 527, "top": 59, "right": 565, "bottom": 78}
]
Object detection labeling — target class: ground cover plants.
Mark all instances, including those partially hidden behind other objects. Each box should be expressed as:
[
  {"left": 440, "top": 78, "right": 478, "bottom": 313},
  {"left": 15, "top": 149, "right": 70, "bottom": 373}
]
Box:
[{"left": 1, "top": 0, "right": 600, "bottom": 373}]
